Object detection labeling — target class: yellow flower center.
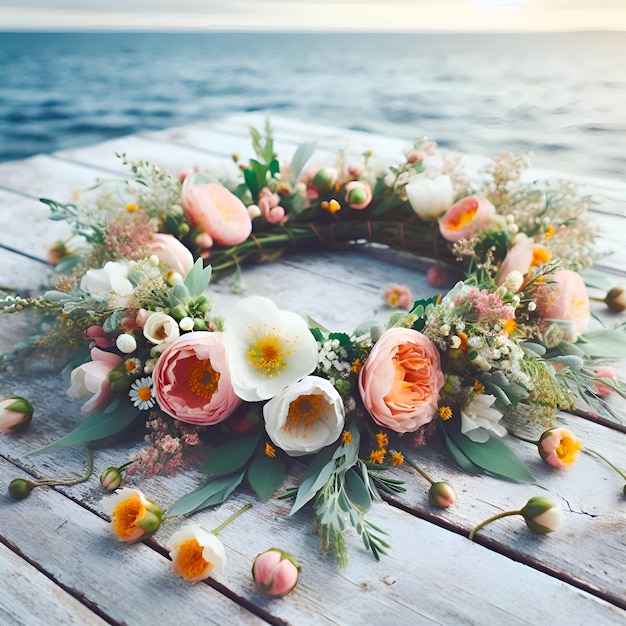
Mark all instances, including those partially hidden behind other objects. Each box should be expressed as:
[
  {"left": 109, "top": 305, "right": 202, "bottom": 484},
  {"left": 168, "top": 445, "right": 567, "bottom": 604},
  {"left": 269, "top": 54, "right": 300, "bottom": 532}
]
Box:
[
  {"left": 137, "top": 385, "right": 152, "bottom": 402},
  {"left": 175, "top": 538, "right": 211, "bottom": 580},
  {"left": 112, "top": 496, "right": 145, "bottom": 538},
  {"left": 247, "top": 333, "right": 288, "bottom": 378},
  {"left": 556, "top": 435, "right": 582, "bottom": 464},
  {"left": 531, "top": 246, "right": 552, "bottom": 266},
  {"left": 447, "top": 201, "right": 478, "bottom": 230},
  {"left": 189, "top": 360, "right": 220, "bottom": 400},
  {"left": 125, "top": 202, "right": 139, "bottom": 213},
  {"left": 283, "top": 394, "right": 329, "bottom": 434},
  {"left": 216, "top": 199, "right": 235, "bottom": 223},
  {"left": 125, "top": 359, "right": 139, "bottom": 373}
]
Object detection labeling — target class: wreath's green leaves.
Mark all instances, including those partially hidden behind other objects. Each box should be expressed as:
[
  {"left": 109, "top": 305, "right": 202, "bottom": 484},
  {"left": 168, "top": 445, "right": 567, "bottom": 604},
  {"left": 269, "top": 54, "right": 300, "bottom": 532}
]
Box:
[
  {"left": 290, "top": 444, "right": 337, "bottom": 515},
  {"left": 269, "top": 158, "right": 280, "bottom": 177},
  {"left": 165, "top": 471, "right": 245, "bottom": 517},
  {"left": 576, "top": 329, "right": 626, "bottom": 359},
  {"left": 440, "top": 428, "right": 484, "bottom": 474},
  {"left": 202, "top": 433, "right": 260, "bottom": 476},
  {"left": 247, "top": 451, "right": 286, "bottom": 501},
  {"left": 290, "top": 141, "right": 317, "bottom": 180},
  {"left": 103, "top": 309, "right": 125, "bottom": 334},
  {"left": 29, "top": 403, "right": 139, "bottom": 455},
  {"left": 344, "top": 468, "right": 371, "bottom": 513},
  {"left": 450, "top": 431, "right": 535, "bottom": 482},
  {"left": 243, "top": 167, "right": 259, "bottom": 199},
  {"left": 183, "top": 258, "right": 212, "bottom": 297},
  {"left": 328, "top": 332, "right": 352, "bottom": 346}
]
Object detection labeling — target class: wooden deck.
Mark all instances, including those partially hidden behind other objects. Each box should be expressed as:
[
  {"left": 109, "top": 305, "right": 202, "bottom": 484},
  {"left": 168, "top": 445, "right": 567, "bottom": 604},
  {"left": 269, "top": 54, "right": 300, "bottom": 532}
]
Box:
[{"left": 0, "top": 114, "right": 625, "bottom": 625}]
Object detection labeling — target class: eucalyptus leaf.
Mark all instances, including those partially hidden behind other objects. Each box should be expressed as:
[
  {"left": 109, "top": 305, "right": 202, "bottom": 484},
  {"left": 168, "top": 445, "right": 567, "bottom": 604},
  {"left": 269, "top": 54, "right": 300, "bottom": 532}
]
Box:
[
  {"left": 29, "top": 404, "right": 139, "bottom": 455},
  {"left": 344, "top": 468, "right": 372, "bottom": 513},
  {"left": 165, "top": 471, "right": 245, "bottom": 517},
  {"left": 440, "top": 428, "right": 484, "bottom": 474},
  {"left": 247, "top": 452, "right": 286, "bottom": 501},
  {"left": 451, "top": 431, "right": 535, "bottom": 482},
  {"left": 183, "top": 258, "right": 212, "bottom": 297},
  {"left": 575, "top": 329, "right": 626, "bottom": 359},
  {"left": 202, "top": 433, "right": 260, "bottom": 476},
  {"left": 290, "top": 444, "right": 338, "bottom": 515},
  {"left": 290, "top": 141, "right": 317, "bottom": 180}
]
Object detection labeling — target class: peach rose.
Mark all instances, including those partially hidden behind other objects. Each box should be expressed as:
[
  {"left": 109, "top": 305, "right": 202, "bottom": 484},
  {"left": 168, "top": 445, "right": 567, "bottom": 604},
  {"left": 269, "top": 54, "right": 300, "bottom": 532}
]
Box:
[
  {"left": 358, "top": 327, "right": 444, "bottom": 433},
  {"left": 152, "top": 332, "right": 241, "bottom": 425},
  {"left": 182, "top": 179, "right": 252, "bottom": 246},
  {"left": 496, "top": 240, "right": 552, "bottom": 285},
  {"left": 147, "top": 233, "right": 194, "bottom": 276},
  {"left": 439, "top": 195, "right": 496, "bottom": 242},
  {"left": 67, "top": 348, "right": 123, "bottom": 413},
  {"left": 534, "top": 269, "right": 590, "bottom": 339}
]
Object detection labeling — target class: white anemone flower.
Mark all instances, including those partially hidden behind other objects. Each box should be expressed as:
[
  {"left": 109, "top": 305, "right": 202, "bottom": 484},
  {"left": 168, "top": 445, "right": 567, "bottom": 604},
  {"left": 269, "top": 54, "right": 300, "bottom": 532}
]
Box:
[
  {"left": 405, "top": 173, "right": 455, "bottom": 220},
  {"left": 143, "top": 312, "right": 180, "bottom": 345},
  {"left": 460, "top": 393, "right": 507, "bottom": 443},
  {"left": 223, "top": 296, "right": 318, "bottom": 402},
  {"left": 167, "top": 524, "right": 226, "bottom": 583},
  {"left": 80, "top": 261, "right": 134, "bottom": 303},
  {"left": 263, "top": 376, "right": 345, "bottom": 456}
]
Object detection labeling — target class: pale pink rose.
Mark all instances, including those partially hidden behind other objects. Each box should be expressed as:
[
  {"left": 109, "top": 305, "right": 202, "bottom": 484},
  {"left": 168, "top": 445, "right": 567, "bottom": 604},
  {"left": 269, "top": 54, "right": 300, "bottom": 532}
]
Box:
[
  {"left": 534, "top": 270, "right": 590, "bottom": 339},
  {"left": 438, "top": 195, "right": 496, "bottom": 242},
  {"left": 383, "top": 283, "right": 413, "bottom": 310},
  {"left": 182, "top": 179, "right": 252, "bottom": 246},
  {"left": 152, "top": 332, "right": 241, "bottom": 426},
  {"left": 344, "top": 181, "right": 373, "bottom": 210},
  {"left": 252, "top": 549, "right": 300, "bottom": 596},
  {"left": 496, "top": 240, "right": 534, "bottom": 284},
  {"left": 358, "top": 327, "right": 444, "bottom": 433},
  {"left": 538, "top": 427, "right": 582, "bottom": 470},
  {"left": 67, "top": 348, "right": 123, "bottom": 413},
  {"left": 147, "top": 233, "right": 194, "bottom": 277},
  {"left": 592, "top": 365, "right": 617, "bottom": 397}
]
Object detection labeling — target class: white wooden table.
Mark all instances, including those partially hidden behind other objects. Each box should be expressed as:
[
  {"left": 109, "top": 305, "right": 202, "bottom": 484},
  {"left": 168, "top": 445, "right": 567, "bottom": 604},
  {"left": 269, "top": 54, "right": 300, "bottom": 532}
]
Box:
[{"left": 1, "top": 114, "right": 625, "bottom": 625}]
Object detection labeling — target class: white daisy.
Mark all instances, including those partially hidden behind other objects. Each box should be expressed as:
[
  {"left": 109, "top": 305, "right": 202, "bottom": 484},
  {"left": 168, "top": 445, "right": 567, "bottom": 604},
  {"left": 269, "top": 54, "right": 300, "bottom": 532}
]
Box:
[{"left": 129, "top": 376, "right": 155, "bottom": 410}]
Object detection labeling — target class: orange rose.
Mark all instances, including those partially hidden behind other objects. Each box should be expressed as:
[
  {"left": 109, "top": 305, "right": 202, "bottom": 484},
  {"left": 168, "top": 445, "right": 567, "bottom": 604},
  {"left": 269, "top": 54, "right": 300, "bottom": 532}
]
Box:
[
  {"left": 358, "top": 328, "right": 444, "bottom": 433},
  {"left": 439, "top": 195, "right": 495, "bottom": 242}
]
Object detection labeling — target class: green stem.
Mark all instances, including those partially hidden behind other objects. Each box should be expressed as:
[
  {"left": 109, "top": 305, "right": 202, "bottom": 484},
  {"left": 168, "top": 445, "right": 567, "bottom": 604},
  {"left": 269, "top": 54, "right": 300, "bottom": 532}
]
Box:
[
  {"left": 584, "top": 447, "right": 626, "bottom": 481},
  {"left": 32, "top": 449, "right": 94, "bottom": 489},
  {"left": 509, "top": 432, "right": 539, "bottom": 446},
  {"left": 469, "top": 509, "right": 521, "bottom": 540},
  {"left": 403, "top": 454, "right": 434, "bottom": 485},
  {"left": 211, "top": 502, "right": 253, "bottom": 535}
]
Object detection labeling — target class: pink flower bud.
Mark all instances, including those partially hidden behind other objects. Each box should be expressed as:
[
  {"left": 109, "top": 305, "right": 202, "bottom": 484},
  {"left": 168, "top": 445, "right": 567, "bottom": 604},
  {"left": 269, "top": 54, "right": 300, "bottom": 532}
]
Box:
[
  {"left": 348, "top": 163, "right": 365, "bottom": 178},
  {"left": 407, "top": 150, "right": 424, "bottom": 164},
  {"left": 252, "top": 549, "right": 300, "bottom": 596},
  {"left": 344, "top": 181, "right": 373, "bottom": 210},
  {"left": 593, "top": 365, "right": 617, "bottom": 397},
  {"left": 428, "top": 481, "right": 456, "bottom": 508}
]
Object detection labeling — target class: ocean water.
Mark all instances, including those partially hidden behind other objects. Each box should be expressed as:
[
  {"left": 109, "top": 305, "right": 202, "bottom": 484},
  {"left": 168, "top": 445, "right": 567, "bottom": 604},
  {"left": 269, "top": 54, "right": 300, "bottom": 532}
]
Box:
[{"left": 0, "top": 31, "right": 625, "bottom": 180}]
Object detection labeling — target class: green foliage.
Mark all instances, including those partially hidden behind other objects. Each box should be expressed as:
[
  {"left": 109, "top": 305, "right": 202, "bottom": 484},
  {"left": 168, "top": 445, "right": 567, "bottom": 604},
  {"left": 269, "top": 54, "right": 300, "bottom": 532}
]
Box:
[
  {"left": 575, "top": 328, "right": 626, "bottom": 359},
  {"left": 247, "top": 451, "right": 286, "bottom": 501},
  {"left": 183, "top": 258, "right": 212, "bottom": 297},
  {"left": 202, "top": 433, "right": 261, "bottom": 476},
  {"left": 290, "top": 141, "right": 317, "bottom": 181},
  {"left": 165, "top": 471, "right": 246, "bottom": 517}
]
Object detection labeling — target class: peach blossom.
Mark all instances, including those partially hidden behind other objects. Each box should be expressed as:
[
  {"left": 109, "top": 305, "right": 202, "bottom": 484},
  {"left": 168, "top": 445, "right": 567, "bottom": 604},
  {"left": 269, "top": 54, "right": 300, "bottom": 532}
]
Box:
[
  {"left": 534, "top": 269, "right": 590, "bottom": 339},
  {"left": 182, "top": 179, "right": 252, "bottom": 246},
  {"left": 252, "top": 549, "right": 300, "bottom": 596},
  {"left": 152, "top": 332, "right": 241, "bottom": 426},
  {"left": 438, "top": 195, "right": 496, "bottom": 242},
  {"left": 592, "top": 365, "right": 617, "bottom": 397},
  {"left": 67, "top": 348, "right": 123, "bottom": 413},
  {"left": 147, "top": 233, "right": 194, "bottom": 276},
  {"left": 358, "top": 327, "right": 444, "bottom": 433},
  {"left": 538, "top": 427, "right": 582, "bottom": 470},
  {"left": 383, "top": 283, "right": 413, "bottom": 310}
]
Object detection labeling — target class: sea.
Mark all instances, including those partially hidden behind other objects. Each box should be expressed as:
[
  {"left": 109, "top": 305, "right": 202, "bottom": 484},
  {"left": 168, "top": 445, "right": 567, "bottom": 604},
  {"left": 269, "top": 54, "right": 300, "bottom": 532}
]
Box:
[{"left": 1, "top": 30, "right": 625, "bottom": 180}]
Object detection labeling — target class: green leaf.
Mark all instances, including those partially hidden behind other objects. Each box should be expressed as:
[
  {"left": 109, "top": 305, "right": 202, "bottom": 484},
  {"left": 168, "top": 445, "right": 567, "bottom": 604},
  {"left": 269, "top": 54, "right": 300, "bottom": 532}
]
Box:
[
  {"left": 103, "top": 309, "right": 125, "bottom": 334},
  {"left": 328, "top": 332, "right": 352, "bottom": 346},
  {"left": 247, "top": 452, "right": 286, "bottom": 501},
  {"left": 243, "top": 167, "right": 259, "bottom": 199},
  {"left": 268, "top": 158, "right": 280, "bottom": 177},
  {"left": 290, "top": 444, "right": 337, "bottom": 515},
  {"left": 202, "top": 433, "right": 260, "bottom": 476},
  {"left": 440, "top": 428, "right": 484, "bottom": 474},
  {"left": 250, "top": 159, "right": 268, "bottom": 188},
  {"left": 29, "top": 403, "right": 139, "bottom": 455},
  {"left": 575, "top": 329, "right": 626, "bottom": 359},
  {"left": 165, "top": 471, "right": 245, "bottom": 517},
  {"left": 344, "top": 468, "right": 371, "bottom": 513},
  {"left": 451, "top": 431, "right": 535, "bottom": 482},
  {"left": 184, "top": 258, "right": 212, "bottom": 297},
  {"left": 290, "top": 141, "right": 317, "bottom": 180}
]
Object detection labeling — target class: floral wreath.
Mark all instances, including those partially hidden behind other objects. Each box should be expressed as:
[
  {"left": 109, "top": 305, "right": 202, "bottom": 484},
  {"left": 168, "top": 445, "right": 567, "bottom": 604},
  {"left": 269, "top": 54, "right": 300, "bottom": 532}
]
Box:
[{"left": 2, "top": 120, "right": 626, "bottom": 584}]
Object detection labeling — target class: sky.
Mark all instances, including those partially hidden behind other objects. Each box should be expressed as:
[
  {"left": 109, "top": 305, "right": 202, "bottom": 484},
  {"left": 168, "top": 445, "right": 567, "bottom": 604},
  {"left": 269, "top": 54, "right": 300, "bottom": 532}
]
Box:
[{"left": 1, "top": 0, "right": 625, "bottom": 32}]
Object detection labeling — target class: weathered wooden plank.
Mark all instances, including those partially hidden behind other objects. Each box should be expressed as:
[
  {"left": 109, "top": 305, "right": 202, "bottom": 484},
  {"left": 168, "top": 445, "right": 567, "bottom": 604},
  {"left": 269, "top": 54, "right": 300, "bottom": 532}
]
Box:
[
  {"left": 0, "top": 542, "right": 108, "bottom": 626},
  {"left": 0, "top": 454, "right": 266, "bottom": 626}
]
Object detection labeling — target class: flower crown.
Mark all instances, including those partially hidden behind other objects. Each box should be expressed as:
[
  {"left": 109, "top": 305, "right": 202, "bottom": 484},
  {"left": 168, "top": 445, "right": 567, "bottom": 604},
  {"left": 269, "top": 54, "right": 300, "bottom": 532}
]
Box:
[{"left": 2, "top": 120, "right": 625, "bottom": 567}]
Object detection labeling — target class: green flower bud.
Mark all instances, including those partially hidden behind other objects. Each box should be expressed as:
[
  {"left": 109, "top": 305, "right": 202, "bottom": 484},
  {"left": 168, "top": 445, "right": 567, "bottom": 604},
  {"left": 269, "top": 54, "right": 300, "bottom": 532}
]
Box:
[
  {"left": 100, "top": 467, "right": 123, "bottom": 491},
  {"left": 170, "top": 304, "right": 189, "bottom": 320},
  {"left": 428, "top": 481, "right": 456, "bottom": 508},
  {"left": 178, "top": 222, "right": 190, "bottom": 238},
  {"left": 193, "top": 318, "right": 208, "bottom": 331},
  {"left": 604, "top": 287, "right": 626, "bottom": 313},
  {"left": 312, "top": 167, "right": 338, "bottom": 192},
  {"left": 9, "top": 478, "right": 36, "bottom": 500},
  {"left": 0, "top": 396, "right": 34, "bottom": 434},
  {"left": 520, "top": 496, "right": 562, "bottom": 534},
  {"left": 171, "top": 282, "right": 190, "bottom": 301}
]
